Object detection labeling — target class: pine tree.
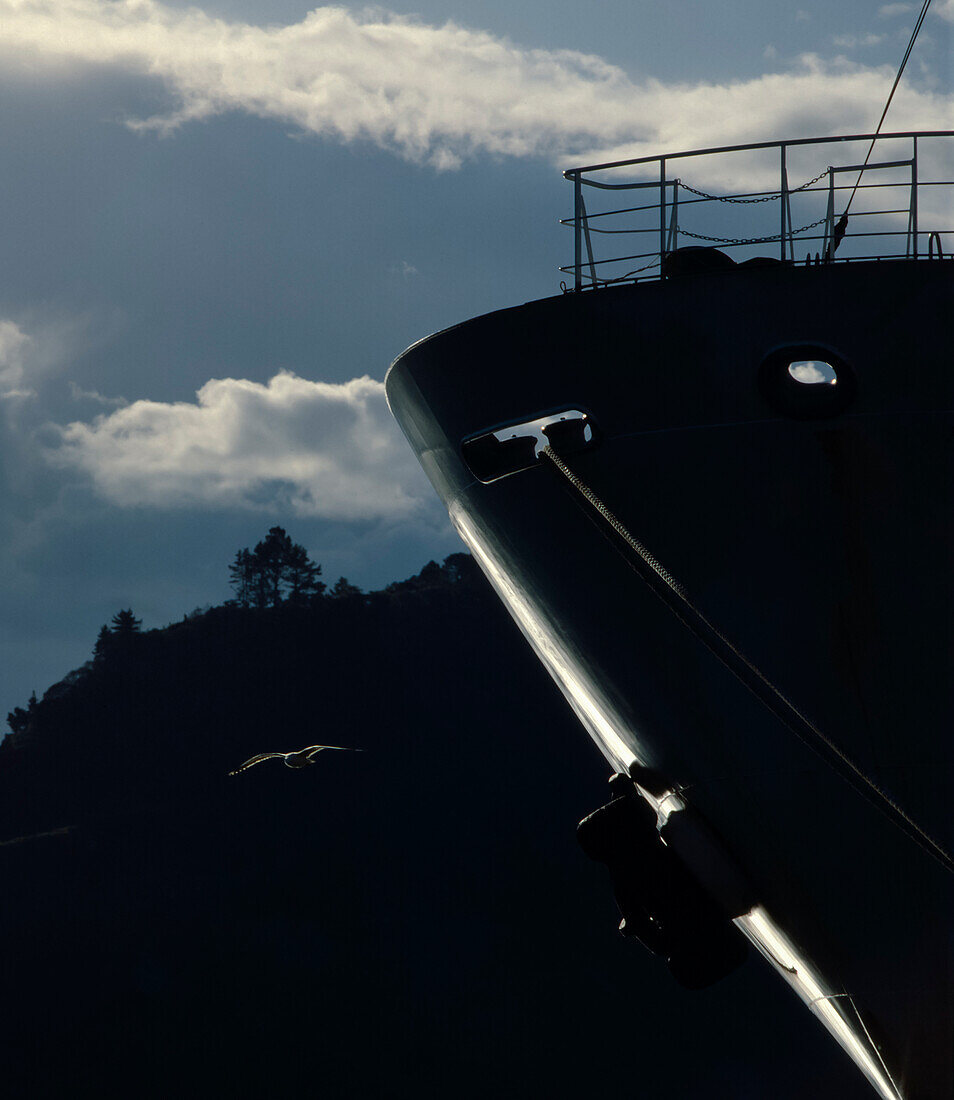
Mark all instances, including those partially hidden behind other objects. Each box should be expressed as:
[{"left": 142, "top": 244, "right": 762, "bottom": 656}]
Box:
[
  {"left": 229, "top": 528, "right": 323, "bottom": 607},
  {"left": 228, "top": 549, "right": 253, "bottom": 608},
  {"left": 110, "top": 609, "right": 142, "bottom": 638},
  {"left": 330, "top": 576, "right": 362, "bottom": 599},
  {"left": 285, "top": 542, "right": 324, "bottom": 603},
  {"left": 252, "top": 527, "right": 292, "bottom": 607},
  {"left": 93, "top": 624, "right": 112, "bottom": 662}
]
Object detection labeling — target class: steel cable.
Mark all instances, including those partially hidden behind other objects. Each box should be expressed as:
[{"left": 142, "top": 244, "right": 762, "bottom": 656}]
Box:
[
  {"left": 843, "top": 0, "right": 933, "bottom": 219},
  {"left": 540, "top": 444, "right": 954, "bottom": 877}
]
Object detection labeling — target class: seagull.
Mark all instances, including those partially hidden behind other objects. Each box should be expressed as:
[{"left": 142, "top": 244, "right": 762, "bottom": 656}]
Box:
[{"left": 228, "top": 744, "right": 361, "bottom": 776}]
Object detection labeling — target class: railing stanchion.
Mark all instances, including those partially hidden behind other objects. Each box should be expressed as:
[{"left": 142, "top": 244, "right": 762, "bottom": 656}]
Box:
[
  {"left": 659, "top": 158, "right": 667, "bottom": 273},
  {"left": 780, "top": 144, "right": 788, "bottom": 261},
  {"left": 667, "top": 180, "right": 680, "bottom": 253},
  {"left": 580, "top": 192, "right": 598, "bottom": 288},
  {"left": 573, "top": 172, "right": 582, "bottom": 291},
  {"left": 824, "top": 168, "right": 835, "bottom": 261},
  {"left": 911, "top": 134, "right": 919, "bottom": 260}
]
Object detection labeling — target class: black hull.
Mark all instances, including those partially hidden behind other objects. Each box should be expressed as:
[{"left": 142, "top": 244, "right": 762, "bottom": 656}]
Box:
[{"left": 387, "top": 260, "right": 954, "bottom": 1099}]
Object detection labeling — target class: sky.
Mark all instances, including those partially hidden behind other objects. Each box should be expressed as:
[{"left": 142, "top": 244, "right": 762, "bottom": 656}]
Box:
[{"left": 0, "top": 0, "right": 952, "bottom": 724}]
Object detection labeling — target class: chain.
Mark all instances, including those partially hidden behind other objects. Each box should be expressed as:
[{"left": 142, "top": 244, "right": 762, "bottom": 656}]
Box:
[
  {"left": 677, "top": 215, "right": 827, "bottom": 247},
  {"left": 679, "top": 167, "right": 829, "bottom": 204},
  {"left": 583, "top": 210, "right": 828, "bottom": 279}
]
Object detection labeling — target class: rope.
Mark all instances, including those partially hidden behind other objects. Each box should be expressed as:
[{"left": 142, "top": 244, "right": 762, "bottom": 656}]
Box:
[
  {"left": 844, "top": 0, "right": 933, "bottom": 218},
  {"left": 541, "top": 446, "right": 685, "bottom": 595},
  {"left": 589, "top": 257, "right": 661, "bottom": 284},
  {"left": 539, "top": 444, "right": 954, "bottom": 877}
]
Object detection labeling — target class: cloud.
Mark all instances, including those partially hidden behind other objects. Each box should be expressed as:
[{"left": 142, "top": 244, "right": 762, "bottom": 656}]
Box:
[
  {"left": 832, "top": 34, "right": 886, "bottom": 49},
  {"left": 0, "top": 315, "right": 83, "bottom": 399},
  {"left": 789, "top": 361, "right": 835, "bottom": 384},
  {"left": 0, "top": 321, "right": 32, "bottom": 396},
  {"left": 67, "top": 381, "right": 128, "bottom": 408},
  {"left": 389, "top": 260, "right": 419, "bottom": 277},
  {"left": 0, "top": 1, "right": 950, "bottom": 175},
  {"left": 47, "top": 371, "right": 435, "bottom": 521}
]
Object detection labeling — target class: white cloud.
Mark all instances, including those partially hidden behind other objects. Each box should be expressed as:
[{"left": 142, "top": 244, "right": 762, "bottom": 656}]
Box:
[
  {"left": 0, "top": 321, "right": 31, "bottom": 395},
  {"left": 389, "top": 260, "right": 419, "bottom": 277},
  {"left": 789, "top": 360, "right": 835, "bottom": 384},
  {"left": 0, "top": 1, "right": 950, "bottom": 175},
  {"left": 879, "top": 3, "right": 915, "bottom": 15},
  {"left": 47, "top": 371, "right": 435, "bottom": 520},
  {"left": 68, "top": 381, "right": 128, "bottom": 408},
  {"left": 832, "top": 34, "right": 886, "bottom": 49},
  {"left": 0, "top": 316, "right": 82, "bottom": 398}
]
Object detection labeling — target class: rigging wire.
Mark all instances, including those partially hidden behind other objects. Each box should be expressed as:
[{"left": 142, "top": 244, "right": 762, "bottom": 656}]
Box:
[{"left": 842, "top": 0, "right": 934, "bottom": 220}]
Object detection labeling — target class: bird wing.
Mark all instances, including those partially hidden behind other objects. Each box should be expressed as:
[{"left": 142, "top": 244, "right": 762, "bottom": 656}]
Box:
[
  {"left": 228, "top": 752, "right": 285, "bottom": 775},
  {"left": 302, "top": 744, "right": 358, "bottom": 761}
]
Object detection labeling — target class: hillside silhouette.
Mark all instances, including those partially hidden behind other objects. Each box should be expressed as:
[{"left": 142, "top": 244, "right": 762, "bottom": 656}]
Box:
[{"left": 0, "top": 553, "right": 872, "bottom": 1098}]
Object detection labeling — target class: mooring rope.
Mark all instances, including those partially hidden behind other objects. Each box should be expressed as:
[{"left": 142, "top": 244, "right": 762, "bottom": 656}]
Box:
[{"left": 540, "top": 443, "right": 954, "bottom": 876}]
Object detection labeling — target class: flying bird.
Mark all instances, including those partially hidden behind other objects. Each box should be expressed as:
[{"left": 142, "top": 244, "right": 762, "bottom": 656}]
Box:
[{"left": 228, "top": 744, "right": 361, "bottom": 776}]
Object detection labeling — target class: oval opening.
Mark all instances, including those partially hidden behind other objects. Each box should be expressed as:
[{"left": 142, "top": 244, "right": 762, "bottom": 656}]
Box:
[
  {"left": 758, "top": 345, "right": 855, "bottom": 419},
  {"left": 787, "top": 360, "right": 837, "bottom": 386}
]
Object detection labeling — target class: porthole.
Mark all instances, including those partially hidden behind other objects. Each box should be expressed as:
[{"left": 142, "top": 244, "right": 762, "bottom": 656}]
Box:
[{"left": 758, "top": 345, "right": 855, "bottom": 419}]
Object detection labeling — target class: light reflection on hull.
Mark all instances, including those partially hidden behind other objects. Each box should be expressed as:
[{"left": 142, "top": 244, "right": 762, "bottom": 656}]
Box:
[
  {"left": 452, "top": 502, "right": 904, "bottom": 1100},
  {"left": 738, "top": 907, "right": 902, "bottom": 1100}
]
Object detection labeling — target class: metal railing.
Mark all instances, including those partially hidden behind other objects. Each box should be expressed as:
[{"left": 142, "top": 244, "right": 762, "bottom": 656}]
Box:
[{"left": 561, "top": 131, "right": 954, "bottom": 290}]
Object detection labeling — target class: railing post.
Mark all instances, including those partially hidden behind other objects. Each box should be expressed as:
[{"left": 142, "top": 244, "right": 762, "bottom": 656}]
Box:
[
  {"left": 911, "top": 134, "right": 919, "bottom": 260},
  {"left": 824, "top": 167, "right": 835, "bottom": 262},
  {"left": 573, "top": 171, "right": 582, "bottom": 291},
  {"left": 667, "top": 180, "right": 680, "bottom": 253},
  {"left": 780, "top": 144, "right": 788, "bottom": 262},
  {"left": 659, "top": 158, "right": 667, "bottom": 273},
  {"left": 580, "top": 192, "right": 598, "bottom": 288}
]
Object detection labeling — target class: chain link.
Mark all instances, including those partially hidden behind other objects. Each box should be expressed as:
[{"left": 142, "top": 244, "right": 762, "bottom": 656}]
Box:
[
  {"left": 577, "top": 167, "right": 833, "bottom": 278},
  {"left": 585, "top": 209, "right": 829, "bottom": 278},
  {"left": 679, "top": 167, "right": 829, "bottom": 204},
  {"left": 677, "top": 215, "right": 827, "bottom": 246}
]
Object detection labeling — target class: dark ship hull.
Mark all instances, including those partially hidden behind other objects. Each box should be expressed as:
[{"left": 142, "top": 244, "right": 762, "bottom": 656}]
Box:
[{"left": 386, "top": 140, "right": 954, "bottom": 1098}]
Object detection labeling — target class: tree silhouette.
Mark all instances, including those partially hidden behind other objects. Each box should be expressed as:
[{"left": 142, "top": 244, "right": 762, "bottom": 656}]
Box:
[
  {"left": 228, "top": 549, "right": 254, "bottom": 608},
  {"left": 110, "top": 609, "right": 142, "bottom": 637},
  {"left": 228, "top": 527, "right": 323, "bottom": 607},
  {"left": 330, "top": 576, "right": 363, "bottom": 599},
  {"left": 6, "top": 690, "right": 38, "bottom": 735},
  {"left": 284, "top": 542, "right": 324, "bottom": 603},
  {"left": 93, "top": 624, "right": 112, "bottom": 662},
  {"left": 6, "top": 705, "right": 29, "bottom": 734}
]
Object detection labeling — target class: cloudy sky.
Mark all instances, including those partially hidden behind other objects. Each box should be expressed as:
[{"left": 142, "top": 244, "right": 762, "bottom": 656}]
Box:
[{"left": 0, "top": 0, "right": 951, "bottom": 725}]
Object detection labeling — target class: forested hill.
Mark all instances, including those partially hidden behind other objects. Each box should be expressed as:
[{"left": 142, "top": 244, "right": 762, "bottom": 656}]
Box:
[
  {"left": 0, "top": 552, "right": 869, "bottom": 1098},
  {"left": 0, "top": 552, "right": 533, "bottom": 838}
]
